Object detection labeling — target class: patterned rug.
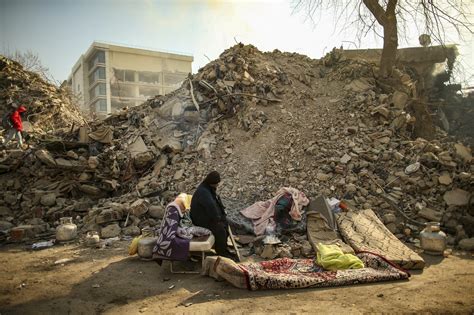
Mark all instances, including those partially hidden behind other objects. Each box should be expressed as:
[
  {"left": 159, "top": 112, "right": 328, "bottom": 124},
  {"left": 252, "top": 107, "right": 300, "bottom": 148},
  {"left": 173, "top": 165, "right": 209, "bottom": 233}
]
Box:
[{"left": 237, "top": 252, "right": 410, "bottom": 290}]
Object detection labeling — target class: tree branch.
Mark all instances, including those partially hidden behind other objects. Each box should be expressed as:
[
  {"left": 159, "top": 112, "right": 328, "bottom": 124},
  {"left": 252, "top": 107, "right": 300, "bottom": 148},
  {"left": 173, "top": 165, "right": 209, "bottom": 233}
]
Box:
[{"left": 362, "top": 0, "right": 387, "bottom": 26}]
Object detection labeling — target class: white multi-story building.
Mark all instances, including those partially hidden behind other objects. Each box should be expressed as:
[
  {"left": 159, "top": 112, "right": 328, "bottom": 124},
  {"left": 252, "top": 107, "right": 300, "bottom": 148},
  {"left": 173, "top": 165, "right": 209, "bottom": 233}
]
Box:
[{"left": 68, "top": 41, "right": 193, "bottom": 117}]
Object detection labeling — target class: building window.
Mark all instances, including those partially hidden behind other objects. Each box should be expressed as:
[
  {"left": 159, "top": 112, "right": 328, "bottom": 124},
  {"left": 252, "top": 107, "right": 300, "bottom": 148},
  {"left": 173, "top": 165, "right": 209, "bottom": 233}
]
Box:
[
  {"left": 164, "top": 72, "right": 186, "bottom": 86},
  {"left": 138, "top": 71, "right": 160, "bottom": 84},
  {"left": 139, "top": 86, "right": 161, "bottom": 98},
  {"left": 113, "top": 68, "right": 135, "bottom": 82},
  {"left": 88, "top": 50, "right": 105, "bottom": 69},
  {"left": 90, "top": 83, "right": 106, "bottom": 99},
  {"left": 89, "top": 67, "right": 106, "bottom": 85},
  {"left": 111, "top": 83, "right": 135, "bottom": 98},
  {"left": 94, "top": 99, "right": 107, "bottom": 112}
]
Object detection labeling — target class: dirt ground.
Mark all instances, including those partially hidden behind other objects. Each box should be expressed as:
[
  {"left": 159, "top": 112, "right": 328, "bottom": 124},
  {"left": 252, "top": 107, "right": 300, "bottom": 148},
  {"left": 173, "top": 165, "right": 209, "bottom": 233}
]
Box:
[{"left": 0, "top": 241, "right": 473, "bottom": 315}]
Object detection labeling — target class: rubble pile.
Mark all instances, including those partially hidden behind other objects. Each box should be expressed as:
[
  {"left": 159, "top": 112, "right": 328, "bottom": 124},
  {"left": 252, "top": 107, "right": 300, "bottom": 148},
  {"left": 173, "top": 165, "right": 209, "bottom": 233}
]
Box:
[
  {"left": 0, "top": 44, "right": 472, "bottom": 252},
  {"left": 0, "top": 56, "right": 85, "bottom": 132}
]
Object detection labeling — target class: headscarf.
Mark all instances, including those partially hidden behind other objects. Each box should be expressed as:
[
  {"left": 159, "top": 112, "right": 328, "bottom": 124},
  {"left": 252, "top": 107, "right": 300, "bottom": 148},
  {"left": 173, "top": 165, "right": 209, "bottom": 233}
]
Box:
[
  {"left": 203, "top": 171, "right": 221, "bottom": 185},
  {"left": 175, "top": 193, "right": 192, "bottom": 210}
]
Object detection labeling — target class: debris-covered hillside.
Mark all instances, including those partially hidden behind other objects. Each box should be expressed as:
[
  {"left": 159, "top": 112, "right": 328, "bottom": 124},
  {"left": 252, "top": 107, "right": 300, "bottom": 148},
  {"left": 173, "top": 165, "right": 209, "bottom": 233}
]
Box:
[
  {"left": 0, "top": 56, "right": 86, "bottom": 132},
  {"left": 0, "top": 45, "right": 472, "bottom": 250}
]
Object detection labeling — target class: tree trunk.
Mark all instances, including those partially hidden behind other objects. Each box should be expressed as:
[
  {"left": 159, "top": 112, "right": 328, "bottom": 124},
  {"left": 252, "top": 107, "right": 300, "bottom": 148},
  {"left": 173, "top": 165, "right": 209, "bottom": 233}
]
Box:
[{"left": 379, "top": 1, "right": 398, "bottom": 77}]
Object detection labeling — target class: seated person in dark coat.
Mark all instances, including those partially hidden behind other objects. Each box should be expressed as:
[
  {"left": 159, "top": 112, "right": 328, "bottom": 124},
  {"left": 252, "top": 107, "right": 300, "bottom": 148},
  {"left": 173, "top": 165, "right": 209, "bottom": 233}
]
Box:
[{"left": 190, "top": 171, "right": 235, "bottom": 259}]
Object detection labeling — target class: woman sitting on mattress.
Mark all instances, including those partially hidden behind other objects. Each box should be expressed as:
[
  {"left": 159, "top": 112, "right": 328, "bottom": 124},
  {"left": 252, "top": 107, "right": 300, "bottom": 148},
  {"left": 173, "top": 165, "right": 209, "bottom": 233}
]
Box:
[{"left": 153, "top": 193, "right": 210, "bottom": 264}]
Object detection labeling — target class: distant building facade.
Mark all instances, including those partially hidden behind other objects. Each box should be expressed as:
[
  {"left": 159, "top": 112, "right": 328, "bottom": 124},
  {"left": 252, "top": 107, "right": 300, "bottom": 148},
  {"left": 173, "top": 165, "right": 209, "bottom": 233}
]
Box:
[{"left": 68, "top": 42, "right": 193, "bottom": 117}]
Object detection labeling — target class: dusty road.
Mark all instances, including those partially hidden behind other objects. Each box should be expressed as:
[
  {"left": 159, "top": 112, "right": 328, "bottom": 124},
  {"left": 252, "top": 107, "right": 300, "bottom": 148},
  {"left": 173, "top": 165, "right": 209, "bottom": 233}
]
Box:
[{"left": 0, "top": 241, "right": 473, "bottom": 314}]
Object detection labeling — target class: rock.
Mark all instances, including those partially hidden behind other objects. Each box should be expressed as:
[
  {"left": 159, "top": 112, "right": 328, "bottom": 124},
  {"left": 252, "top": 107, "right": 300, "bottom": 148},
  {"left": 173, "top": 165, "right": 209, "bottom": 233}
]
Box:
[
  {"left": 340, "top": 154, "right": 351, "bottom": 164},
  {"left": 122, "top": 225, "right": 141, "bottom": 237},
  {"left": 154, "top": 137, "right": 182, "bottom": 153},
  {"left": 371, "top": 105, "right": 390, "bottom": 118},
  {"left": 174, "top": 169, "right": 184, "bottom": 180},
  {"left": 96, "top": 209, "right": 123, "bottom": 224},
  {"left": 148, "top": 205, "right": 166, "bottom": 219},
  {"left": 10, "top": 225, "right": 37, "bottom": 241},
  {"left": 301, "top": 241, "right": 313, "bottom": 257},
  {"left": 417, "top": 207, "right": 442, "bottom": 222},
  {"left": 383, "top": 213, "right": 397, "bottom": 224},
  {"left": 438, "top": 173, "right": 452, "bottom": 185},
  {"left": 3, "top": 193, "right": 17, "bottom": 205},
  {"left": 392, "top": 91, "right": 409, "bottom": 109},
  {"left": 443, "top": 189, "right": 471, "bottom": 206},
  {"left": 260, "top": 244, "right": 279, "bottom": 259},
  {"left": 66, "top": 151, "right": 79, "bottom": 159},
  {"left": 54, "top": 158, "right": 77, "bottom": 169},
  {"left": 40, "top": 193, "right": 57, "bottom": 207},
  {"left": 316, "top": 173, "right": 331, "bottom": 181},
  {"left": 0, "top": 220, "right": 14, "bottom": 232},
  {"left": 88, "top": 157, "right": 99, "bottom": 169},
  {"left": 386, "top": 223, "right": 398, "bottom": 234},
  {"left": 277, "top": 246, "right": 293, "bottom": 258},
  {"left": 454, "top": 143, "right": 472, "bottom": 163},
  {"left": 100, "top": 223, "right": 121, "bottom": 238},
  {"left": 0, "top": 206, "right": 12, "bottom": 216},
  {"left": 458, "top": 238, "right": 474, "bottom": 251},
  {"left": 128, "top": 136, "right": 149, "bottom": 158},
  {"left": 346, "top": 183, "right": 357, "bottom": 193},
  {"left": 79, "top": 184, "right": 102, "bottom": 195},
  {"left": 345, "top": 78, "right": 373, "bottom": 92},
  {"left": 134, "top": 152, "right": 154, "bottom": 168},
  {"left": 130, "top": 199, "right": 150, "bottom": 216},
  {"left": 35, "top": 150, "right": 56, "bottom": 166},
  {"left": 152, "top": 155, "right": 168, "bottom": 176}
]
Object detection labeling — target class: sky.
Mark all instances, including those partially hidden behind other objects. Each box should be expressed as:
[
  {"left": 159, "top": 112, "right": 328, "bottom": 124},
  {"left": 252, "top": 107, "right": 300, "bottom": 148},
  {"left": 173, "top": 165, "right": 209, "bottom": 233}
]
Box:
[{"left": 1, "top": 0, "right": 473, "bottom": 85}]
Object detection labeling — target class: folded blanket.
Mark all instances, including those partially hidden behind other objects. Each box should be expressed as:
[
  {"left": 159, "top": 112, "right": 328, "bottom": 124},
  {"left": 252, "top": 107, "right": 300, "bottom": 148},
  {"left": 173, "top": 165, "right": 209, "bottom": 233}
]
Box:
[{"left": 316, "top": 243, "right": 364, "bottom": 271}]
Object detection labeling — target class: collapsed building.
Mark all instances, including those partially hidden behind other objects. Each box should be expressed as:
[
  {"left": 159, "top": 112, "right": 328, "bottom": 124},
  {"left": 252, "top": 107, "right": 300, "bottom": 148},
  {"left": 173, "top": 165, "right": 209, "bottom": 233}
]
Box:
[{"left": 0, "top": 43, "right": 472, "bottom": 257}]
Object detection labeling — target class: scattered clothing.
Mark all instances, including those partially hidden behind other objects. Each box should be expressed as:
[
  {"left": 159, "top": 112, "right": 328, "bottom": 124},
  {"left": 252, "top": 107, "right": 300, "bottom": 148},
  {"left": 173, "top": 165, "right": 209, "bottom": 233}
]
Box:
[
  {"left": 316, "top": 243, "right": 364, "bottom": 271},
  {"left": 240, "top": 187, "right": 309, "bottom": 236}
]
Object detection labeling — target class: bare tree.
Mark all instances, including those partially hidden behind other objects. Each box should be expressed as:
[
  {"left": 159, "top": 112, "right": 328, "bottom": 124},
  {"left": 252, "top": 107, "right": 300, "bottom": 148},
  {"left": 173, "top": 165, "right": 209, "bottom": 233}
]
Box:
[
  {"left": 4, "top": 49, "right": 51, "bottom": 80},
  {"left": 293, "top": 0, "right": 473, "bottom": 78}
]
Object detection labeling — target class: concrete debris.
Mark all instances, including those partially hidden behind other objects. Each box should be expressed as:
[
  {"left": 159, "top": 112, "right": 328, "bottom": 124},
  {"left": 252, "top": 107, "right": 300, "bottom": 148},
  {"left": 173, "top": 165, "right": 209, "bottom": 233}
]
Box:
[
  {"left": 0, "top": 44, "right": 472, "bottom": 249},
  {"left": 100, "top": 223, "right": 121, "bottom": 238},
  {"left": 443, "top": 189, "right": 471, "bottom": 206},
  {"left": 458, "top": 238, "right": 474, "bottom": 251}
]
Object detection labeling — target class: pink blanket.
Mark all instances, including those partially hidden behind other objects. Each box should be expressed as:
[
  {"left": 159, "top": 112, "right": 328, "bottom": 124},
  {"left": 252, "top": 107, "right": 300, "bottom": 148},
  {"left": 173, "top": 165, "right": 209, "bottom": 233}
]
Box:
[{"left": 240, "top": 187, "right": 309, "bottom": 235}]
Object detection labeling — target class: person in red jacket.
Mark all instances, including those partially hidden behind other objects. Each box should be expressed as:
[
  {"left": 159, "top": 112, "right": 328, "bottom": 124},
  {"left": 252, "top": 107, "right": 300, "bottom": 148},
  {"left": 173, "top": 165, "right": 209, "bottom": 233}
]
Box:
[{"left": 2, "top": 103, "right": 26, "bottom": 149}]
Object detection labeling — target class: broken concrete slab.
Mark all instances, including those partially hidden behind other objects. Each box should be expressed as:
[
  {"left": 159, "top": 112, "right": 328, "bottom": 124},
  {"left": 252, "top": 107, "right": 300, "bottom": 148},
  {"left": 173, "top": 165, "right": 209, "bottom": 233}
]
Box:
[
  {"left": 345, "top": 78, "right": 373, "bottom": 92},
  {"left": 100, "top": 223, "right": 121, "bottom": 238},
  {"left": 392, "top": 91, "right": 409, "bottom": 109},
  {"left": 35, "top": 150, "right": 56, "bottom": 167},
  {"left": 438, "top": 173, "right": 452, "bottom": 185},
  {"left": 153, "top": 137, "right": 182, "bottom": 153},
  {"left": 129, "top": 199, "right": 150, "bottom": 217},
  {"left": 40, "top": 193, "right": 57, "bottom": 207},
  {"left": 128, "top": 136, "right": 149, "bottom": 158},
  {"left": 417, "top": 207, "right": 442, "bottom": 222},
  {"left": 454, "top": 143, "right": 472, "bottom": 163},
  {"left": 443, "top": 188, "right": 471, "bottom": 206}
]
